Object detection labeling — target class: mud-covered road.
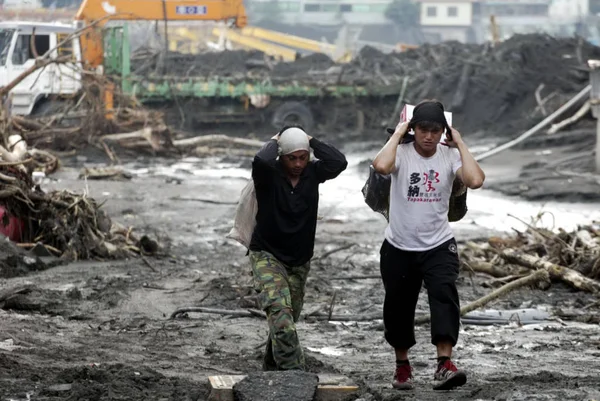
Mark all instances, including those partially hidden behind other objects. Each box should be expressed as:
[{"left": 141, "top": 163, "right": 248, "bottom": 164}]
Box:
[{"left": 1, "top": 141, "right": 600, "bottom": 401}]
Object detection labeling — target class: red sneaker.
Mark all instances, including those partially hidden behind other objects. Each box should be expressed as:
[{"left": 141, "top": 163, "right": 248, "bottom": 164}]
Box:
[
  {"left": 392, "top": 363, "right": 414, "bottom": 390},
  {"left": 433, "top": 359, "right": 467, "bottom": 390}
]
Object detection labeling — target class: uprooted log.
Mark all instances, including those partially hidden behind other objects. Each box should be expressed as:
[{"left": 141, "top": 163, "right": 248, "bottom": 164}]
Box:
[
  {"left": 169, "top": 306, "right": 383, "bottom": 322},
  {"left": 462, "top": 259, "right": 529, "bottom": 278},
  {"left": 499, "top": 249, "right": 600, "bottom": 293},
  {"left": 0, "top": 52, "right": 262, "bottom": 158},
  {"left": 100, "top": 125, "right": 175, "bottom": 153},
  {"left": 100, "top": 130, "right": 263, "bottom": 156},
  {"left": 0, "top": 51, "right": 178, "bottom": 156}
]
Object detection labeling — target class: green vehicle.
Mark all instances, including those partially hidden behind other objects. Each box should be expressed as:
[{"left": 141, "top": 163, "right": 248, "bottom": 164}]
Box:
[{"left": 104, "top": 25, "right": 404, "bottom": 134}]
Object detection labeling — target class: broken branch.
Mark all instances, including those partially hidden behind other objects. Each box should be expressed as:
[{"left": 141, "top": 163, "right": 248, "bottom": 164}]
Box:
[{"left": 500, "top": 249, "right": 600, "bottom": 293}]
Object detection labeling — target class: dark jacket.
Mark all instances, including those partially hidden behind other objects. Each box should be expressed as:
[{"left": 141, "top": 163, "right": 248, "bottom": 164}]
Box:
[{"left": 249, "top": 138, "right": 347, "bottom": 266}]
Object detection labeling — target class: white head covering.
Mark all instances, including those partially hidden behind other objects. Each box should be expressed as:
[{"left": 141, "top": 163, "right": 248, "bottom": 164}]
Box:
[{"left": 278, "top": 127, "right": 310, "bottom": 156}]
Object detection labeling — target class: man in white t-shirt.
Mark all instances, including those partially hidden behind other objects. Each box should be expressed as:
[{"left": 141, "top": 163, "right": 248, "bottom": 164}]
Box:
[{"left": 372, "top": 100, "right": 485, "bottom": 391}]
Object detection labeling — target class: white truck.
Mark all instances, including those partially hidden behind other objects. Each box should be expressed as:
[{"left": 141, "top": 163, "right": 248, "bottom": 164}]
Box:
[{"left": 0, "top": 21, "right": 82, "bottom": 116}]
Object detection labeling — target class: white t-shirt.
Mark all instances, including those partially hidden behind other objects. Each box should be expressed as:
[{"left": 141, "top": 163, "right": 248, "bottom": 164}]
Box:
[{"left": 384, "top": 142, "right": 462, "bottom": 251}]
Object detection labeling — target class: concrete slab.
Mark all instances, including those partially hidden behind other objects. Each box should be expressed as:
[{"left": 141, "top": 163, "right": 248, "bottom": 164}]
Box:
[
  {"left": 233, "top": 371, "right": 318, "bottom": 401},
  {"left": 208, "top": 373, "right": 359, "bottom": 401}
]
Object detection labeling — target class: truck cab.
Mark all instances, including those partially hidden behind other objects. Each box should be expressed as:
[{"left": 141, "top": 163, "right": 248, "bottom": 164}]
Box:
[{"left": 0, "top": 21, "right": 82, "bottom": 116}]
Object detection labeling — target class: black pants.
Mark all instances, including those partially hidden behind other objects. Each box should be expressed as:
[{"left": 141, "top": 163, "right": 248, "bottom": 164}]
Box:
[{"left": 380, "top": 238, "right": 460, "bottom": 350}]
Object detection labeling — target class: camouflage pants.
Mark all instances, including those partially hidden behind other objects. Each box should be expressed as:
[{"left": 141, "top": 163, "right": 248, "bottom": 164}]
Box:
[{"left": 249, "top": 250, "right": 310, "bottom": 371}]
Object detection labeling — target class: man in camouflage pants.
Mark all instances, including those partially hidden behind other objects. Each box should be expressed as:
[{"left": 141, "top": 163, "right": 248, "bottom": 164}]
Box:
[{"left": 249, "top": 126, "right": 347, "bottom": 371}]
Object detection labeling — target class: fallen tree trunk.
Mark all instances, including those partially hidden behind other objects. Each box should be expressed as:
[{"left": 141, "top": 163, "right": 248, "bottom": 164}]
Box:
[
  {"left": 170, "top": 307, "right": 266, "bottom": 319},
  {"left": 500, "top": 249, "right": 600, "bottom": 293},
  {"left": 100, "top": 126, "right": 172, "bottom": 152},
  {"left": 11, "top": 115, "right": 45, "bottom": 131},
  {"left": 463, "top": 259, "right": 519, "bottom": 278},
  {"left": 174, "top": 134, "right": 263, "bottom": 148},
  {"left": 169, "top": 306, "right": 384, "bottom": 322},
  {"left": 101, "top": 128, "right": 153, "bottom": 142}
]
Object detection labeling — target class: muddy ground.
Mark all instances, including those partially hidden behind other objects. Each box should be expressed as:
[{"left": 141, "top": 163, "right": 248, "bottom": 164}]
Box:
[{"left": 0, "top": 134, "right": 599, "bottom": 401}]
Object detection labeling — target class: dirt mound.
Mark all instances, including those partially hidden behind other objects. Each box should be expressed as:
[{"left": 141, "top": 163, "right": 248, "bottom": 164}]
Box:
[
  {"left": 0, "top": 353, "right": 30, "bottom": 378},
  {"left": 272, "top": 52, "right": 336, "bottom": 77},
  {"left": 131, "top": 49, "right": 265, "bottom": 78},
  {"left": 347, "top": 34, "right": 600, "bottom": 137}
]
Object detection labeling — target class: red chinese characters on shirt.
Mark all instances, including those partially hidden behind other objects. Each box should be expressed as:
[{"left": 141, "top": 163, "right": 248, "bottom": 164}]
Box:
[
  {"left": 424, "top": 169, "right": 440, "bottom": 193},
  {"left": 406, "top": 170, "right": 442, "bottom": 202}
]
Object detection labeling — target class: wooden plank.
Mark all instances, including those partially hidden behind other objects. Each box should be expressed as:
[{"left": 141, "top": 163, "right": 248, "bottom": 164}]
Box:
[
  {"left": 207, "top": 374, "right": 359, "bottom": 401},
  {"left": 208, "top": 375, "right": 246, "bottom": 401}
]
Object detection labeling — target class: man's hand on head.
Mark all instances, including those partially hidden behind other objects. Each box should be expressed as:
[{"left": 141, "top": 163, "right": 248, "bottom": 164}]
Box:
[
  {"left": 395, "top": 121, "right": 409, "bottom": 136},
  {"left": 444, "top": 127, "right": 464, "bottom": 148},
  {"left": 390, "top": 121, "right": 409, "bottom": 144}
]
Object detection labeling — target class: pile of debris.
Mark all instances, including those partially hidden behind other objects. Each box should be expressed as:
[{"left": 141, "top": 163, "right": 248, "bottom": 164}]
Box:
[
  {"left": 3, "top": 79, "right": 174, "bottom": 155},
  {"left": 0, "top": 133, "right": 158, "bottom": 261},
  {"left": 463, "top": 215, "right": 600, "bottom": 295},
  {"left": 132, "top": 34, "right": 600, "bottom": 137}
]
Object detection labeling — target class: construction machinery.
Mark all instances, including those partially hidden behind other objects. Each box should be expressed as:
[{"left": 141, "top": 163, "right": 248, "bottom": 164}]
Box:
[
  {"left": 211, "top": 25, "right": 302, "bottom": 61},
  {"left": 0, "top": 0, "right": 405, "bottom": 132},
  {"left": 0, "top": 0, "right": 247, "bottom": 115}
]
